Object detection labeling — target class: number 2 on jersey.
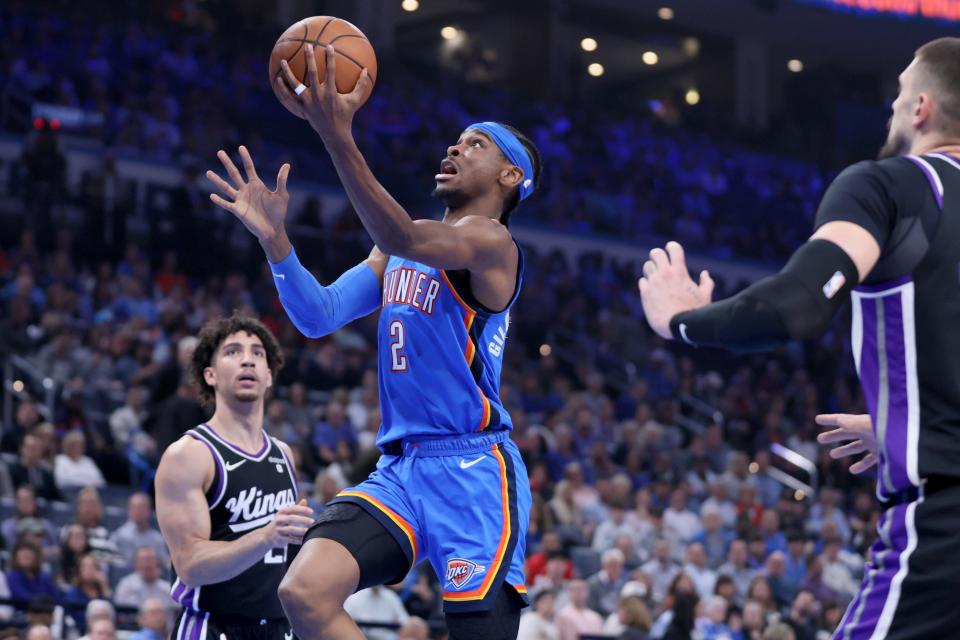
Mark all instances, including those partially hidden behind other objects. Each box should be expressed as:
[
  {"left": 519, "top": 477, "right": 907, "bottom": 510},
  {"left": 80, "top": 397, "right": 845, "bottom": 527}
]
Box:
[{"left": 389, "top": 320, "right": 408, "bottom": 372}]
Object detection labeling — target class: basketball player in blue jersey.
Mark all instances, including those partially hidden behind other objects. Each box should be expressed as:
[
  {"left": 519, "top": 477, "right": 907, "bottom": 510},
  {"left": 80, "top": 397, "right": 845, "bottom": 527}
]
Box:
[
  {"left": 155, "top": 314, "right": 314, "bottom": 640},
  {"left": 639, "top": 38, "right": 960, "bottom": 639},
  {"left": 206, "top": 43, "right": 542, "bottom": 640}
]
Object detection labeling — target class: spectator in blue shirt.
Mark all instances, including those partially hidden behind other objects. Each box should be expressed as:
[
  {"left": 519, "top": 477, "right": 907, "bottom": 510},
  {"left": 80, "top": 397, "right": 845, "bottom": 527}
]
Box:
[
  {"left": 128, "top": 598, "right": 168, "bottom": 640},
  {"left": 784, "top": 531, "right": 809, "bottom": 587},
  {"left": 312, "top": 401, "right": 357, "bottom": 466},
  {"left": 6, "top": 540, "right": 60, "bottom": 606}
]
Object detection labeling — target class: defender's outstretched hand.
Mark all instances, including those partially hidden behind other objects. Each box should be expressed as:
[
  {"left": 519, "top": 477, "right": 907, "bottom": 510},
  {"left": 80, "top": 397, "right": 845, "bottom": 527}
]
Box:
[
  {"left": 207, "top": 146, "right": 290, "bottom": 242},
  {"left": 638, "top": 241, "right": 714, "bottom": 339},
  {"left": 277, "top": 43, "right": 373, "bottom": 142},
  {"left": 816, "top": 413, "right": 879, "bottom": 474}
]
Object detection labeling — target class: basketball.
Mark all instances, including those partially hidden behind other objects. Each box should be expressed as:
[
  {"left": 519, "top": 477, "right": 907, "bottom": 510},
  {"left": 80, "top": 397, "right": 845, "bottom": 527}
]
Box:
[{"left": 269, "top": 16, "right": 378, "bottom": 118}]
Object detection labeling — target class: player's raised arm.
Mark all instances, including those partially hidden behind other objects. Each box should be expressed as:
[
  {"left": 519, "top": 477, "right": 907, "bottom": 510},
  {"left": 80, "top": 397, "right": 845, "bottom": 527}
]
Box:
[
  {"left": 638, "top": 161, "right": 887, "bottom": 352},
  {"left": 277, "top": 44, "right": 519, "bottom": 272},
  {"left": 156, "top": 436, "right": 314, "bottom": 586},
  {"left": 207, "top": 147, "right": 385, "bottom": 338}
]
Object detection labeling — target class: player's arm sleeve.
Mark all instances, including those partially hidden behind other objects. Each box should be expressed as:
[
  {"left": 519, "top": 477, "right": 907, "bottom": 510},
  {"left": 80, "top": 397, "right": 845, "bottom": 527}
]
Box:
[
  {"left": 666, "top": 161, "right": 896, "bottom": 353},
  {"left": 668, "top": 239, "right": 858, "bottom": 353},
  {"left": 269, "top": 246, "right": 381, "bottom": 338},
  {"left": 813, "top": 160, "right": 896, "bottom": 248}
]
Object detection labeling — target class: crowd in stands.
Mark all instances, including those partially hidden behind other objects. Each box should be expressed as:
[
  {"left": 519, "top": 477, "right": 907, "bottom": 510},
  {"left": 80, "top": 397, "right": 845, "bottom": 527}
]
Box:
[
  {"left": 0, "top": 4, "right": 885, "bottom": 640},
  {"left": 1, "top": 1, "right": 830, "bottom": 264}
]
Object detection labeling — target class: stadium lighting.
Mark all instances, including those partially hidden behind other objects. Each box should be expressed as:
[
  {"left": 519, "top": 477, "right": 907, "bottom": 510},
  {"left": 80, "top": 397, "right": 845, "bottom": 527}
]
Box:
[
  {"left": 401, "top": 0, "right": 419, "bottom": 11},
  {"left": 441, "top": 26, "right": 459, "bottom": 40},
  {"left": 642, "top": 51, "right": 659, "bottom": 65},
  {"left": 685, "top": 88, "right": 700, "bottom": 105},
  {"left": 580, "top": 37, "right": 598, "bottom": 52},
  {"left": 587, "top": 63, "right": 605, "bottom": 77},
  {"left": 658, "top": 7, "right": 675, "bottom": 20},
  {"left": 788, "top": 59, "right": 804, "bottom": 73}
]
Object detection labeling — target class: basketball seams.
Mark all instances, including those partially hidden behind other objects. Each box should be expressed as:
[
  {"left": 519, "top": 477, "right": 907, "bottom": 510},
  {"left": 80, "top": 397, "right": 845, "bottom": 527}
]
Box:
[
  {"left": 328, "top": 34, "right": 366, "bottom": 44},
  {"left": 270, "top": 16, "right": 376, "bottom": 113},
  {"left": 314, "top": 16, "right": 337, "bottom": 45},
  {"left": 276, "top": 38, "right": 375, "bottom": 82},
  {"left": 273, "top": 21, "right": 309, "bottom": 67}
]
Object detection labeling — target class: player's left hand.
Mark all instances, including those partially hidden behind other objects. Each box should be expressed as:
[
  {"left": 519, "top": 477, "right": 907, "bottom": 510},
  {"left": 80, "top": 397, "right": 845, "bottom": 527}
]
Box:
[
  {"left": 816, "top": 413, "right": 878, "bottom": 474},
  {"left": 278, "top": 43, "right": 373, "bottom": 142},
  {"left": 638, "top": 241, "right": 714, "bottom": 339}
]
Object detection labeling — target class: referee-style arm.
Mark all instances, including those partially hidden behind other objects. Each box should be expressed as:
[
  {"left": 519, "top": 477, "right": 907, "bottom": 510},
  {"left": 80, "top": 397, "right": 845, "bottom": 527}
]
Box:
[
  {"left": 156, "top": 436, "right": 314, "bottom": 587},
  {"left": 638, "top": 223, "right": 880, "bottom": 352}
]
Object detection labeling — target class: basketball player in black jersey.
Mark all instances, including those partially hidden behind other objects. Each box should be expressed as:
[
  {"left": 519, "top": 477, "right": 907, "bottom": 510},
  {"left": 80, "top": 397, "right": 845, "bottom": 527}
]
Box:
[
  {"left": 639, "top": 37, "right": 960, "bottom": 639},
  {"left": 156, "top": 314, "right": 314, "bottom": 640}
]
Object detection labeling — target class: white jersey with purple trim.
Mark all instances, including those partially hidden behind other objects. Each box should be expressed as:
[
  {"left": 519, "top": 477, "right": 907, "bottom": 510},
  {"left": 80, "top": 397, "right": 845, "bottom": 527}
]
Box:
[
  {"left": 815, "top": 153, "right": 960, "bottom": 499},
  {"left": 169, "top": 424, "right": 298, "bottom": 620}
]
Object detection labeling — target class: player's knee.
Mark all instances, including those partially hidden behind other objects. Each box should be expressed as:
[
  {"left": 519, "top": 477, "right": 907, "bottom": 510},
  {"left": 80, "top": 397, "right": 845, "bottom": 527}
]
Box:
[{"left": 279, "top": 539, "right": 358, "bottom": 622}]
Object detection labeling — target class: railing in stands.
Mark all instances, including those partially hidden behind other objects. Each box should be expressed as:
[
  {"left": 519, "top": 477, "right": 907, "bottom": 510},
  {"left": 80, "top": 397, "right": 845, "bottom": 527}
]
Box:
[{"left": 3, "top": 355, "right": 56, "bottom": 430}]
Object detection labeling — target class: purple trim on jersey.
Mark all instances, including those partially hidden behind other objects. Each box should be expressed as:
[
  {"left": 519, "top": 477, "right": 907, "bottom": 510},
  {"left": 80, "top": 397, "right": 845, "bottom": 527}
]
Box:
[
  {"left": 853, "top": 282, "right": 918, "bottom": 498},
  {"left": 929, "top": 152, "right": 960, "bottom": 172},
  {"left": 859, "top": 296, "right": 881, "bottom": 467},
  {"left": 171, "top": 579, "right": 185, "bottom": 603},
  {"left": 881, "top": 294, "right": 911, "bottom": 492},
  {"left": 187, "top": 432, "right": 225, "bottom": 508},
  {"left": 855, "top": 275, "right": 912, "bottom": 293},
  {"left": 836, "top": 501, "right": 916, "bottom": 640},
  {"left": 906, "top": 155, "right": 944, "bottom": 209},
  {"left": 176, "top": 609, "right": 207, "bottom": 640},
  {"left": 273, "top": 438, "right": 299, "bottom": 500},
  {"left": 200, "top": 423, "right": 270, "bottom": 460}
]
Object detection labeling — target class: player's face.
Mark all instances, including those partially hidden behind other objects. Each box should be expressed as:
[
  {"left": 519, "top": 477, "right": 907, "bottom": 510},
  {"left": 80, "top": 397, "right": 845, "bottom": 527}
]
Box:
[
  {"left": 432, "top": 129, "right": 510, "bottom": 207},
  {"left": 206, "top": 331, "right": 273, "bottom": 404},
  {"left": 880, "top": 60, "right": 919, "bottom": 159}
]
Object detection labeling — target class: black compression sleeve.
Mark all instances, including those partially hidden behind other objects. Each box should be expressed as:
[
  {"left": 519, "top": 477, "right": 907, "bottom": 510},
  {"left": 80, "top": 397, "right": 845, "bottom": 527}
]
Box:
[{"left": 669, "top": 240, "right": 858, "bottom": 352}]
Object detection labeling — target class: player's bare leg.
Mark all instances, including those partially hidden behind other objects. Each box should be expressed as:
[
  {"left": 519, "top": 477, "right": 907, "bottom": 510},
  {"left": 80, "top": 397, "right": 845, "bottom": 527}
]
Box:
[{"left": 278, "top": 538, "right": 364, "bottom": 640}]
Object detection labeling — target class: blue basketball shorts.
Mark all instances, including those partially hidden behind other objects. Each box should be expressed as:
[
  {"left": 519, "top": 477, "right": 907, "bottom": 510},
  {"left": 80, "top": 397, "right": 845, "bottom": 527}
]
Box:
[{"left": 329, "top": 430, "right": 531, "bottom": 613}]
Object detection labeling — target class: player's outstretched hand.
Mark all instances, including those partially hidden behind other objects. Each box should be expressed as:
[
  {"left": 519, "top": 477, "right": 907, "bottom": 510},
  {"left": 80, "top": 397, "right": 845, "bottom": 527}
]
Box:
[
  {"left": 206, "top": 146, "right": 291, "bottom": 242},
  {"left": 637, "top": 241, "right": 714, "bottom": 339},
  {"left": 262, "top": 499, "right": 315, "bottom": 547},
  {"left": 278, "top": 43, "right": 373, "bottom": 143},
  {"left": 816, "top": 413, "right": 878, "bottom": 474}
]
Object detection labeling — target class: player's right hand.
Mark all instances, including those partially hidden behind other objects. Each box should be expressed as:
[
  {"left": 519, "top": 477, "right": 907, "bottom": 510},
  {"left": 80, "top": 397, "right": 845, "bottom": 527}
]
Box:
[
  {"left": 261, "top": 499, "right": 315, "bottom": 547},
  {"left": 207, "top": 145, "right": 291, "bottom": 242},
  {"left": 815, "top": 413, "right": 879, "bottom": 474}
]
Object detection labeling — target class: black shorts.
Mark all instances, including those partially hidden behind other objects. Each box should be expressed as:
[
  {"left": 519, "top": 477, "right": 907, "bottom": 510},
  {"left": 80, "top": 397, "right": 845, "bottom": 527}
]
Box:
[
  {"left": 302, "top": 502, "right": 410, "bottom": 589},
  {"left": 173, "top": 609, "right": 292, "bottom": 640},
  {"left": 834, "top": 478, "right": 960, "bottom": 639}
]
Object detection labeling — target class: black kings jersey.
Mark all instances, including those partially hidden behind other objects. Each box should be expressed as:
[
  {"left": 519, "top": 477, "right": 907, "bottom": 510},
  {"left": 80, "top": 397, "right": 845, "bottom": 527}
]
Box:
[
  {"left": 815, "top": 153, "right": 960, "bottom": 499},
  {"left": 170, "top": 424, "right": 298, "bottom": 620}
]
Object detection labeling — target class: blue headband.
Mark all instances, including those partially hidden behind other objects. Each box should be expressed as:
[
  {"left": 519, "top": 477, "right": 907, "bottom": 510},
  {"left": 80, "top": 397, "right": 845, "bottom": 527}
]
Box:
[{"left": 466, "top": 122, "right": 535, "bottom": 202}]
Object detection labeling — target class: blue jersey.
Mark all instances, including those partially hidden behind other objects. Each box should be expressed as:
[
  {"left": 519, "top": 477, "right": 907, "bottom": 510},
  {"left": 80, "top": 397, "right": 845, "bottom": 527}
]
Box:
[{"left": 375, "top": 245, "right": 523, "bottom": 445}]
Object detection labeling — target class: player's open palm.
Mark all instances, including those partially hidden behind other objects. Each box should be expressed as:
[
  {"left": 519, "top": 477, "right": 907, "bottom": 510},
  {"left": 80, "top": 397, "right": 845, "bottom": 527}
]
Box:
[
  {"left": 207, "top": 145, "right": 291, "bottom": 242},
  {"left": 638, "top": 241, "right": 714, "bottom": 339},
  {"left": 816, "top": 413, "right": 879, "bottom": 474}
]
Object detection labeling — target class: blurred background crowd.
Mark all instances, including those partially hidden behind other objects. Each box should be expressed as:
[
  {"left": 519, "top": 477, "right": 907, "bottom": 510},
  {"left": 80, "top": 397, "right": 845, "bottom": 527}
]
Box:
[{"left": 0, "top": 0, "right": 942, "bottom": 638}]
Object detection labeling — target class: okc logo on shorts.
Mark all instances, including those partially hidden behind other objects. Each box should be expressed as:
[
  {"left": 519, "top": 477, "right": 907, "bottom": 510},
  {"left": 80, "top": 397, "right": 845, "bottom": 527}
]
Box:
[{"left": 445, "top": 558, "right": 486, "bottom": 590}]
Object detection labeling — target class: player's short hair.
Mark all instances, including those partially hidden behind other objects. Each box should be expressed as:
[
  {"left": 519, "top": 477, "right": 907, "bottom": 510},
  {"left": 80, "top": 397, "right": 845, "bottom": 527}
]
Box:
[
  {"left": 191, "top": 312, "right": 284, "bottom": 406},
  {"left": 915, "top": 37, "right": 960, "bottom": 135},
  {"left": 499, "top": 124, "right": 542, "bottom": 227}
]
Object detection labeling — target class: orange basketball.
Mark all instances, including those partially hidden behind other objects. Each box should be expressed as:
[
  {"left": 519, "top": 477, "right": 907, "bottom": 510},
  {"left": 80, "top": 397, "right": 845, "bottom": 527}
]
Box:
[{"left": 269, "top": 16, "right": 378, "bottom": 118}]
